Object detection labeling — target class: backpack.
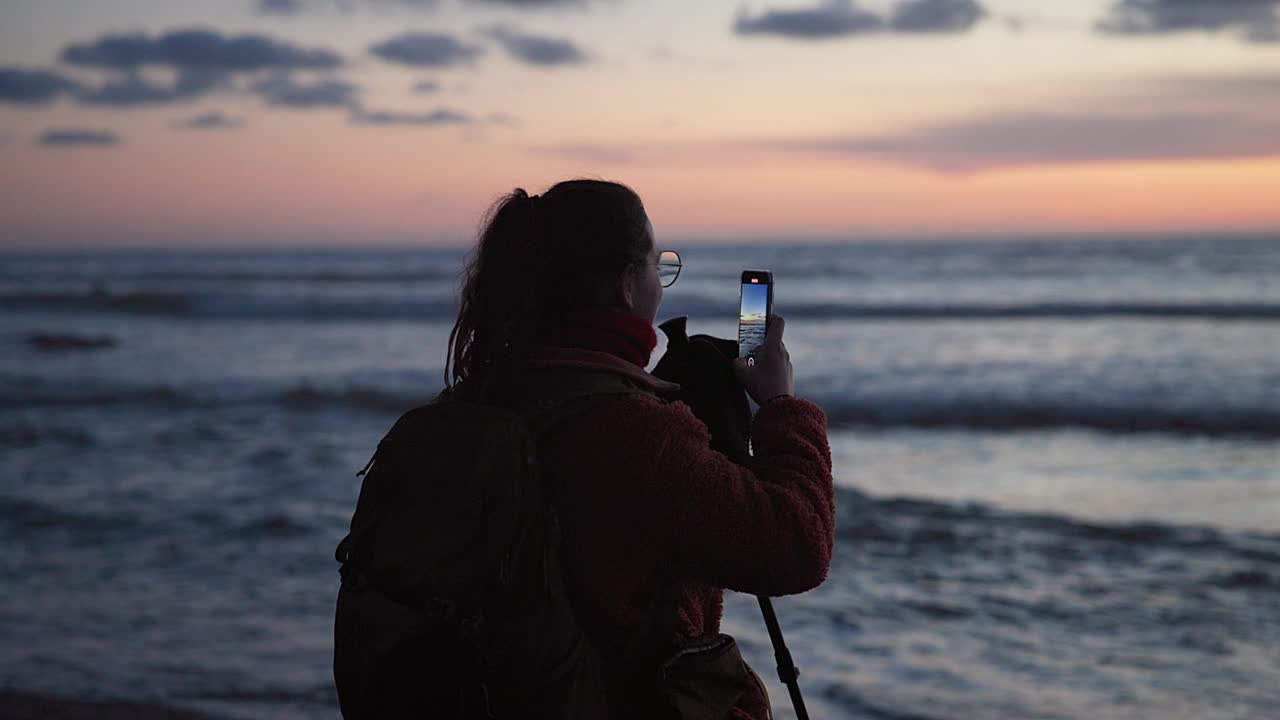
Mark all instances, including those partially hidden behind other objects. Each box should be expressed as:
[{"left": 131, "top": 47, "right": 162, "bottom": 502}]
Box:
[{"left": 333, "top": 367, "right": 654, "bottom": 719}]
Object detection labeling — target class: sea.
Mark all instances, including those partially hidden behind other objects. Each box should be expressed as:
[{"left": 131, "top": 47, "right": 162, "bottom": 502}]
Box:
[
  {"left": 1, "top": 235, "right": 1277, "bottom": 719},
  {"left": 738, "top": 318, "right": 767, "bottom": 358}
]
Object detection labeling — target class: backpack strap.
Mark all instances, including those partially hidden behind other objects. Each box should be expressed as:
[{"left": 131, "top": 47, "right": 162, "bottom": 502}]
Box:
[
  {"left": 334, "top": 437, "right": 390, "bottom": 568},
  {"left": 511, "top": 370, "right": 693, "bottom": 669},
  {"left": 507, "top": 368, "right": 662, "bottom": 501}
]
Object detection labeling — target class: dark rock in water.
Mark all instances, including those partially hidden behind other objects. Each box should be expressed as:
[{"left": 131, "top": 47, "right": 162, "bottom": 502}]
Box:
[{"left": 27, "top": 332, "right": 117, "bottom": 351}]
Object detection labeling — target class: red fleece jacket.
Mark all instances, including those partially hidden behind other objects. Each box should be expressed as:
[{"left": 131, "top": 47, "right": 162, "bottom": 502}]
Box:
[{"left": 524, "top": 345, "right": 835, "bottom": 720}]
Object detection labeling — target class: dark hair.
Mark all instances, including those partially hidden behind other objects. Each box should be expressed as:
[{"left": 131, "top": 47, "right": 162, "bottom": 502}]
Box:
[{"left": 444, "top": 179, "right": 652, "bottom": 397}]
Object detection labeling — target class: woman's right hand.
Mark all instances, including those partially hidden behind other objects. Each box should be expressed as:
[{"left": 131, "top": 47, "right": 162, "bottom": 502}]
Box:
[{"left": 731, "top": 314, "right": 794, "bottom": 405}]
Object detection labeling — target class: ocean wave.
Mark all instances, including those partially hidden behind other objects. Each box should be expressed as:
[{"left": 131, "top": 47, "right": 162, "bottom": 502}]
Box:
[
  {"left": 783, "top": 301, "right": 1280, "bottom": 321},
  {"left": 0, "top": 289, "right": 511, "bottom": 322},
  {"left": 276, "top": 385, "right": 419, "bottom": 413},
  {"left": 0, "top": 381, "right": 191, "bottom": 410},
  {"left": 849, "top": 492, "right": 1237, "bottom": 550},
  {"left": 820, "top": 685, "right": 947, "bottom": 720},
  {"left": 2, "top": 290, "right": 196, "bottom": 315},
  {"left": 1208, "top": 569, "right": 1277, "bottom": 590},
  {"left": 0, "top": 290, "right": 449, "bottom": 320},
  {"left": 806, "top": 484, "right": 1280, "bottom": 715},
  {"left": 0, "top": 496, "right": 124, "bottom": 533},
  {"left": 0, "top": 378, "right": 435, "bottom": 414},
  {"left": 178, "top": 683, "right": 339, "bottom": 706},
  {"left": 27, "top": 331, "right": 117, "bottom": 351},
  {"left": 4, "top": 289, "right": 1278, "bottom": 323},
  {"left": 0, "top": 267, "right": 456, "bottom": 284},
  {"left": 820, "top": 397, "right": 1280, "bottom": 437},
  {"left": 0, "top": 422, "right": 95, "bottom": 448},
  {"left": 5, "top": 378, "right": 1278, "bottom": 438},
  {"left": 833, "top": 486, "right": 1280, "bottom": 574}
]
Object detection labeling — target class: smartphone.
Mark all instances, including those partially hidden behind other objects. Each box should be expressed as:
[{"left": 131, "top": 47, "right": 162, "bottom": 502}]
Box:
[{"left": 738, "top": 270, "right": 773, "bottom": 364}]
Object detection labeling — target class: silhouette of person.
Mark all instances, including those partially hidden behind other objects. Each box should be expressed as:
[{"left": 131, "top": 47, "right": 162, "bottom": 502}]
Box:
[{"left": 443, "top": 179, "right": 834, "bottom": 719}]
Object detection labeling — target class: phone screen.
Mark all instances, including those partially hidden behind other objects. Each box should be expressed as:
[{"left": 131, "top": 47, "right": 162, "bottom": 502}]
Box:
[{"left": 738, "top": 271, "right": 772, "bottom": 360}]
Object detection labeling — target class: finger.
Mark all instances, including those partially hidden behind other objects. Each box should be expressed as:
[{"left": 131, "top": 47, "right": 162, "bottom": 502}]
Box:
[{"left": 764, "top": 314, "right": 785, "bottom": 345}]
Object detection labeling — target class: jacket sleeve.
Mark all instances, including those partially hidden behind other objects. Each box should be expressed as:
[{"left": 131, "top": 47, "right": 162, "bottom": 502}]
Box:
[{"left": 630, "top": 395, "right": 835, "bottom": 596}]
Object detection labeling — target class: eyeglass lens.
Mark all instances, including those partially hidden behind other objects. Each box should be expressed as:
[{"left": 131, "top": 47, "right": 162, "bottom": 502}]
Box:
[{"left": 657, "top": 250, "right": 681, "bottom": 287}]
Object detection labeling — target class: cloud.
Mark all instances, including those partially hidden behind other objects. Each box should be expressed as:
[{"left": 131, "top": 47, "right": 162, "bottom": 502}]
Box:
[
  {"left": 734, "top": 0, "right": 987, "bottom": 39},
  {"left": 251, "top": 73, "right": 359, "bottom": 107},
  {"left": 370, "top": 32, "right": 484, "bottom": 67},
  {"left": 755, "top": 110, "right": 1280, "bottom": 172},
  {"left": 0, "top": 67, "right": 83, "bottom": 104},
  {"left": 1096, "top": 0, "right": 1280, "bottom": 43},
  {"left": 485, "top": 26, "right": 588, "bottom": 65},
  {"left": 349, "top": 107, "right": 473, "bottom": 125},
  {"left": 734, "top": 0, "right": 883, "bottom": 38},
  {"left": 1146, "top": 71, "right": 1280, "bottom": 108},
  {"left": 257, "top": 0, "right": 439, "bottom": 13},
  {"left": 260, "top": 0, "right": 595, "bottom": 13},
  {"left": 258, "top": 0, "right": 307, "bottom": 12},
  {"left": 890, "top": 0, "right": 986, "bottom": 32},
  {"left": 61, "top": 28, "right": 343, "bottom": 72},
  {"left": 9, "top": 30, "right": 345, "bottom": 110},
  {"left": 412, "top": 79, "right": 440, "bottom": 93},
  {"left": 174, "top": 111, "right": 243, "bottom": 130},
  {"left": 39, "top": 129, "right": 121, "bottom": 147},
  {"left": 76, "top": 68, "right": 232, "bottom": 107},
  {"left": 466, "top": 0, "right": 586, "bottom": 6}
]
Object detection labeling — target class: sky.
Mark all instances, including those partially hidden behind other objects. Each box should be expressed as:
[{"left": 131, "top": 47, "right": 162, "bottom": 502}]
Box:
[
  {"left": 1, "top": 0, "right": 1279, "bottom": 248},
  {"left": 741, "top": 281, "right": 768, "bottom": 322}
]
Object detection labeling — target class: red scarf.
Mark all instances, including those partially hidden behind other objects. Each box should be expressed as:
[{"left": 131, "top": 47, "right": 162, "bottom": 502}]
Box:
[{"left": 543, "top": 307, "right": 658, "bottom": 368}]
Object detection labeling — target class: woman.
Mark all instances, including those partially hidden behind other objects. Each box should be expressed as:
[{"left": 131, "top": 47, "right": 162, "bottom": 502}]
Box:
[{"left": 444, "top": 179, "right": 834, "bottom": 719}]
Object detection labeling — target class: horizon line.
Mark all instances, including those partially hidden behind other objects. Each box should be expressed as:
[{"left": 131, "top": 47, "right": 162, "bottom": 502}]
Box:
[{"left": 2, "top": 228, "right": 1278, "bottom": 254}]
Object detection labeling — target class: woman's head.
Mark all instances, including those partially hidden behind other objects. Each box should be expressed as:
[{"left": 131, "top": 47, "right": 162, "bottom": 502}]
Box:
[{"left": 445, "top": 178, "right": 661, "bottom": 391}]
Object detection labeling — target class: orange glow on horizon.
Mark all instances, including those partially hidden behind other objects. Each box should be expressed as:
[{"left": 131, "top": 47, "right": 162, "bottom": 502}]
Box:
[{"left": 2, "top": 3, "right": 1279, "bottom": 248}]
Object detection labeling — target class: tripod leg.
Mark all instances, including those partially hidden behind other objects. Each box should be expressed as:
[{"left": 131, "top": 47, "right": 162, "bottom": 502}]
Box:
[{"left": 757, "top": 596, "right": 809, "bottom": 720}]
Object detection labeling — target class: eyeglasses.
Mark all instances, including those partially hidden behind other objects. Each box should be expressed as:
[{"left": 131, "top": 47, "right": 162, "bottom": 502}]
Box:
[{"left": 656, "top": 250, "right": 682, "bottom": 288}]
